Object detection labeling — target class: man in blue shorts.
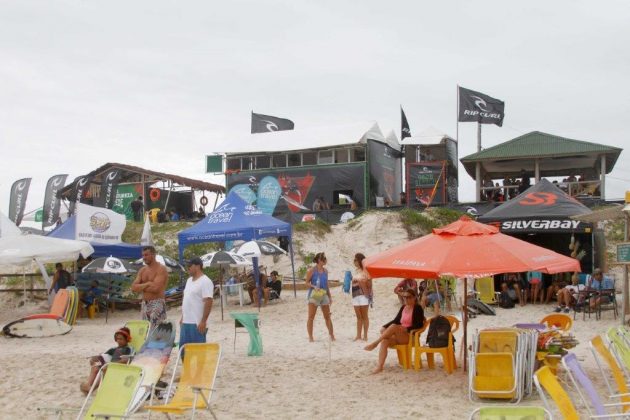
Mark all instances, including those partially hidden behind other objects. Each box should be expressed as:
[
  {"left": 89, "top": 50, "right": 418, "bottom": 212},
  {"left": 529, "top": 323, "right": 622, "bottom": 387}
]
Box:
[{"left": 179, "top": 257, "right": 214, "bottom": 349}]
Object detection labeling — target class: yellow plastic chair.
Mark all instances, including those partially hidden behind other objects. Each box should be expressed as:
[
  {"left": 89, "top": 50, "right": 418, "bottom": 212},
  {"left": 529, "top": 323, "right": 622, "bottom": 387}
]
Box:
[
  {"left": 389, "top": 322, "right": 428, "bottom": 370},
  {"left": 413, "top": 315, "right": 459, "bottom": 373},
  {"left": 472, "top": 353, "right": 517, "bottom": 400},
  {"left": 540, "top": 314, "right": 572, "bottom": 331},
  {"left": 590, "top": 335, "right": 630, "bottom": 411},
  {"left": 477, "top": 330, "right": 518, "bottom": 355},
  {"left": 533, "top": 366, "right": 580, "bottom": 420},
  {"left": 475, "top": 277, "right": 498, "bottom": 305},
  {"left": 146, "top": 342, "right": 222, "bottom": 419},
  {"left": 469, "top": 406, "right": 551, "bottom": 419},
  {"left": 125, "top": 320, "right": 151, "bottom": 353}
]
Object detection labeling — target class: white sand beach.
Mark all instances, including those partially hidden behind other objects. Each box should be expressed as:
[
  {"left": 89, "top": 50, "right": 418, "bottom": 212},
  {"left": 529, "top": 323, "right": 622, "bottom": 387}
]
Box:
[{"left": 0, "top": 212, "right": 623, "bottom": 419}]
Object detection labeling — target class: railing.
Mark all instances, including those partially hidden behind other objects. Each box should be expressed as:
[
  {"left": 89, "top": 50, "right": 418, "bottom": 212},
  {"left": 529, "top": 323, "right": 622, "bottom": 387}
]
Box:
[{"left": 479, "top": 180, "right": 601, "bottom": 201}]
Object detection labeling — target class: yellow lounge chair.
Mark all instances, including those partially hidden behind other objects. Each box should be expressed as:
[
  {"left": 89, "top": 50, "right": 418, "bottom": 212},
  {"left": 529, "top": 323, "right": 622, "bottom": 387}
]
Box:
[
  {"left": 534, "top": 366, "right": 580, "bottom": 420},
  {"left": 475, "top": 277, "right": 498, "bottom": 305},
  {"left": 146, "top": 342, "right": 222, "bottom": 419},
  {"left": 125, "top": 320, "right": 151, "bottom": 353},
  {"left": 469, "top": 406, "right": 551, "bottom": 420},
  {"left": 590, "top": 335, "right": 630, "bottom": 412}
]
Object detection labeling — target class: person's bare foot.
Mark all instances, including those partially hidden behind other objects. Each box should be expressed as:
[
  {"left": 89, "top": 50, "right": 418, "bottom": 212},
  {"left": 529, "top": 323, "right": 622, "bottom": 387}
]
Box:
[
  {"left": 353, "top": 336, "right": 361, "bottom": 341},
  {"left": 330, "top": 335, "right": 336, "bottom": 342},
  {"left": 80, "top": 382, "right": 90, "bottom": 394},
  {"left": 362, "top": 336, "right": 368, "bottom": 341},
  {"left": 370, "top": 367, "right": 383, "bottom": 374},
  {"left": 308, "top": 336, "right": 314, "bottom": 342},
  {"left": 364, "top": 342, "right": 378, "bottom": 351}
]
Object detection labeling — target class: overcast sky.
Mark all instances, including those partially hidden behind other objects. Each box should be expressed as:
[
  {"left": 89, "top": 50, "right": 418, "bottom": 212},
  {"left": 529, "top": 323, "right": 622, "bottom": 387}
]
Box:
[{"left": 2, "top": 0, "right": 629, "bottom": 217}]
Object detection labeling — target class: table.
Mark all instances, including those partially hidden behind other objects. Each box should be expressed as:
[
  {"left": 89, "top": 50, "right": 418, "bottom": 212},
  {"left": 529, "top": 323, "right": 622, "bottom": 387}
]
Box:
[{"left": 216, "top": 282, "right": 246, "bottom": 307}]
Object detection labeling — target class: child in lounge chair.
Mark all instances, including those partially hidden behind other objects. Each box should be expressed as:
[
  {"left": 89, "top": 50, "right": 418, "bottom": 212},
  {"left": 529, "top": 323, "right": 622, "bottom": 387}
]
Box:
[{"left": 80, "top": 327, "right": 133, "bottom": 394}]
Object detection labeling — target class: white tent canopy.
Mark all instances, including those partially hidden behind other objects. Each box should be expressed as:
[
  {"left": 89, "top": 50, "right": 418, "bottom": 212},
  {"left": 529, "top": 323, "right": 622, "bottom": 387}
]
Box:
[
  {"left": 400, "top": 126, "right": 456, "bottom": 146},
  {"left": 214, "top": 121, "right": 400, "bottom": 154}
]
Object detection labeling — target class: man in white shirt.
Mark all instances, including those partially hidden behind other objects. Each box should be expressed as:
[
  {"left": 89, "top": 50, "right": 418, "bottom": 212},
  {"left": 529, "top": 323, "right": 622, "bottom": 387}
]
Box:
[{"left": 179, "top": 257, "right": 214, "bottom": 349}]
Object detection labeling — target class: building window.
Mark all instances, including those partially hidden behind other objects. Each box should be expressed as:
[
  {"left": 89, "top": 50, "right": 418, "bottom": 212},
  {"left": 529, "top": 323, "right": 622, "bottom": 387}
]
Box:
[
  {"left": 255, "top": 155, "right": 270, "bottom": 169},
  {"left": 318, "top": 150, "right": 333, "bottom": 164},
  {"left": 302, "top": 151, "right": 317, "bottom": 166},
  {"left": 241, "top": 156, "right": 253, "bottom": 170},
  {"left": 349, "top": 147, "right": 365, "bottom": 162},
  {"left": 272, "top": 154, "right": 286, "bottom": 168},
  {"left": 227, "top": 157, "right": 241, "bottom": 171},
  {"left": 288, "top": 153, "right": 301, "bottom": 167},
  {"left": 334, "top": 148, "right": 349, "bottom": 163}
]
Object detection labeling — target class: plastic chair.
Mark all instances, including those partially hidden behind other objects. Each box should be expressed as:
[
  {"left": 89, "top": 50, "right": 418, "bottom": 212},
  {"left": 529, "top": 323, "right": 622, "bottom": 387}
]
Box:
[
  {"left": 230, "top": 312, "right": 262, "bottom": 356},
  {"left": 534, "top": 366, "right": 580, "bottom": 420},
  {"left": 413, "top": 315, "right": 459, "bottom": 373},
  {"left": 146, "top": 343, "right": 221, "bottom": 420},
  {"left": 469, "top": 406, "right": 551, "bottom": 420},
  {"left": 590, "top": 335, "right": 630, "bottom": 410},
  {"left": 562, "top": 352, "right": 630, "bottom": 417},
  {"left": 125, "top": 320, "right": 151, "bottom": 354},
  {"left": 606, "top": 327, "right": 630, "bottom": 377},
  {"left": 540, "top": 313, "right": 572, "bottom": 331},
  {"left": 474, "top": 277, "right": 497, "bottom": 305},
  {"left": 390, "top": 322, "right": 428, "bottom": 370}
]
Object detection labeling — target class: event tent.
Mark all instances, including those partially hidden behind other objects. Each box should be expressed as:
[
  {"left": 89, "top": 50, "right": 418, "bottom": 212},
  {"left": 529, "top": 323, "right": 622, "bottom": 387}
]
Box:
[
  {"left": 47, "top": 215, "right": 142, "bottom": 259},
  {"left": 478, "top": 179, "right": 602, "bottom": 272},
  {"left": 178, "top": 192, "right": 296, "bottom": 294}
]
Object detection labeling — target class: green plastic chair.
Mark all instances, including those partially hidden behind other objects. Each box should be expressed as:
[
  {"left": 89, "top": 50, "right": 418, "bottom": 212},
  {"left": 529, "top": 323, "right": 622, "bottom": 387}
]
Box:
[
  {"left": 230, "top": 312, "right": 263, "bottom": 356},
  {"left": 79, "top": 363, "right": 144, "bottom": 419},
  {"left": 469, "top": 406, "right": 551, "bottom": 420}
]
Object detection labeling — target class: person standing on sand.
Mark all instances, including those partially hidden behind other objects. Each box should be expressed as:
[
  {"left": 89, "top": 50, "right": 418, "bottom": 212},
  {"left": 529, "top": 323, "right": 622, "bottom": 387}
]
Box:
[
  {"left": 351, "top": 253, "right": 372, "bottom": 341},
  {"left": 364, "top": 288, "right": 424, "bottom": 374},
  {"left": 179, "top": 257, "right": 214, "bottom": 348},
  {"left": 131, "top": 246, "right": 168, "bottom": 330},
  {"left": 306, "top": 252, "right": 335, "bottom": 342}
]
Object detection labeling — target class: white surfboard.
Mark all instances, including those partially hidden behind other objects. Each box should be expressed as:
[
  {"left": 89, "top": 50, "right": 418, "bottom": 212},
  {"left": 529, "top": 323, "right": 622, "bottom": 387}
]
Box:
[{"left": 2, "top": 317, "right": 72, "bottom": 338}]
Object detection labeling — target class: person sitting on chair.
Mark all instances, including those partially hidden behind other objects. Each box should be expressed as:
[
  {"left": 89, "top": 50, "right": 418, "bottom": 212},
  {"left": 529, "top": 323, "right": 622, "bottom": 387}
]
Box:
[
  {"left": 268, "top": 270, "right": 282, "bottom": 299},
  {"left": 555, "top": 273, "right": 585, "bottom": 313},
  {"left": 586, "top": 268, "right": 615, "bottom": 311},
  {"left": 80, "top": 327, "right": 133, "bottom": 394},
  {"left": 504, "top": 273, "right": 527, "bottom": 306},
  {"left": 81, "top": 280, "right": 101, "bottom": 315},
  {"left": 247, "top": 273, "right": 270, "bottom": 306},
  {"left": 393, "top": 278, "right": 417, "bottom": 305},
  {"left": 364, "top": 288, "right": 424, "bottom": 374}
]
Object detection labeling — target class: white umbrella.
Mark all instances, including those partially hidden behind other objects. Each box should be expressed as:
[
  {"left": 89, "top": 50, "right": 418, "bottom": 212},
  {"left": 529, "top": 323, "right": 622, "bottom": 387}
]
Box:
[
  {"left": 0, "top": 234, "right": 94, "bottom": 267},
  {"left": 233, "top": 240, "right": 287, "bottom": 260},
  {"left": 82, "top": 256, "right": 137, "bottom": 274},
  {"left": 201, "top": 251, "right": 251, "bottom": 268},
  {"left": 132, "top": 254, "right": 184, "bottom": 272}
]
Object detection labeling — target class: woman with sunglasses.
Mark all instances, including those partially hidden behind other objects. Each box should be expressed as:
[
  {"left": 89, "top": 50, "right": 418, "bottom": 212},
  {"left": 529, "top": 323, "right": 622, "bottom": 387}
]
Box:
[
  {"left": 306, "top": 252, "right": 335, "bottom": 342},
  {"left": 364, "top": 288, "right": 424, "bottom": 374}
]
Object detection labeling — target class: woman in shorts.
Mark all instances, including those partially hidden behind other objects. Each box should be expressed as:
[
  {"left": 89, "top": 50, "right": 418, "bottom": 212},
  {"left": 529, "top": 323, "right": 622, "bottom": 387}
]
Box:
[
  {"left": 351, "top": 253, "right": 372, "bottom": 341},
  {"left": 306, "top": 252, "right": 335, "bottom": 342}
]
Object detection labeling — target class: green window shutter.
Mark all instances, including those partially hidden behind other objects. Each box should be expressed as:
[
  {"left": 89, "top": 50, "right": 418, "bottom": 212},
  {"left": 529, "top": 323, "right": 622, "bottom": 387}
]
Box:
[{"left": 206, "top": 155, "right": 223, "bottom": 173}]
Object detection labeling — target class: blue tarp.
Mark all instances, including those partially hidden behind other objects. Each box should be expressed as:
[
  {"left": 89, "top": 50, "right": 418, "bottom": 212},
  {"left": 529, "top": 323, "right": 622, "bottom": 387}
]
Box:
[
  {"left": 177, "top": 192, "right": 292, "bottom": 261},
  {"left": 47, "top": 215, "right": 142, "bottom": 259}
]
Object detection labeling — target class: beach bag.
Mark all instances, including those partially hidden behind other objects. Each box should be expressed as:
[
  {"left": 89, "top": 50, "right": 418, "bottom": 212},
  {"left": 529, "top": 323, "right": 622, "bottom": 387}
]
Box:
[
  {"left": 498, "top": 290, "right": 515, "bottom": 308},
  {"left": 310, "top": 288, "right": 327, "bottom": 303},
  {"left": 343, "top": 270, "right": 352, "bottom": 294},
  {"left": 426, "top": 315, "right": 451, "bottom": 348}
]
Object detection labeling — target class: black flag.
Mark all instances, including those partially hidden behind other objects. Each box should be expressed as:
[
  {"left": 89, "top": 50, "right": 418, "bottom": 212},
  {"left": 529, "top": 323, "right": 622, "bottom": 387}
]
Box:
[
  {"left": 42, "top": 174, "right": 68, "bottom": 228},
  {"left": 68, "top": 175, "right": 93, "bottom": 216},
  {"left": 458, "top": 86, "right": 505, "bottom": 127},
  {"left": 401, "top": 107, "right": 412, "bottom": 140},
  {"left": 99, "top": 169, "right": 121, "bottom": 209},
  {"left": 8, "top": 178, "right": 31, "bottom": 226},
  {"left": 251, "top": 112, "right": 294, "bottom": 134}
]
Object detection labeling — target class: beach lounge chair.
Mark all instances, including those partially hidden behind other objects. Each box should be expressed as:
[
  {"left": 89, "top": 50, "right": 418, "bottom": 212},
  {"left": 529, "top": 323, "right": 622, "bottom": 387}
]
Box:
[
  {"left": 469, "top": 329, "right": 522, "bottom": 402},
  {"left": 606, "top": 327, "right": 630, "bottom": 378},
  {"left": 540, "top": 313, "right": 572, "bottom": 331},
  {"left": 146, "top": 343, "right": 222, "bottom": 419},
  {"left": 125, "top": 320, "right": 151, "bottom": 356},
  {"left": 413, "top": 315, "right": 459, "bottom": 373},
  {"left": 590, "top": 335, "right": 630, "bottom": 409},
  {"left": 390, "top": 322, "right": 428, "bottom": 370},
  {"left": 534, "top": 366, "right": 580, "bottom": 420},
  {"left": 562, "top": 352, "right": 630, "bottom": 417},
  {"left": 474, "top": 277, "right": 498, "bottom": 305},
  {"left": 468, "top": 406, "right": 551, "bottom": 420},
  {"left": 49, "top": 289, "right": 71, "bottom": 318}
]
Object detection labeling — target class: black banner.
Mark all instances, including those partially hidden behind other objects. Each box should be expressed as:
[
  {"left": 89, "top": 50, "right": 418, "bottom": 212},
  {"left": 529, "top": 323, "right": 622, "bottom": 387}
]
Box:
[
  {"left": 42, "top": 174, "right": 68, "bottom": 228},
  {"left": 407, "top": 163, "right": 446, "bottom": 206},
  {"left": 401, "top": 107, "right": 411, "bottom": 140},
  {"left": 458, "top": 86, "right": 505, "bottom": 126},
  {"left": 368, "top": 140, "right": 403, "bottom": 206},
  {"left": 227, "top": 164, "right": 366, "bottom": 223},
  {"left": 68, "top": 175, "right": 93, "bottom": 216},
  {"left": 251, "top": 112, "right": 294, "bottom": 133},
  {"left": 8, "top": 178, "right": 31, "bottom": 226},
  {"left": 99, "top": 169, "right": 121, "bottom": 209}
]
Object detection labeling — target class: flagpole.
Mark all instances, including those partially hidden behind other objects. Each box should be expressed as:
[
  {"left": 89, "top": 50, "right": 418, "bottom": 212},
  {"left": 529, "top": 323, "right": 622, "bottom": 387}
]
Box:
[
  {"left": 475, "top": 123, "right": 482, "bottom": 202},
  {"left": 456, "top": 85, "right": 459, "bottom": 144}
]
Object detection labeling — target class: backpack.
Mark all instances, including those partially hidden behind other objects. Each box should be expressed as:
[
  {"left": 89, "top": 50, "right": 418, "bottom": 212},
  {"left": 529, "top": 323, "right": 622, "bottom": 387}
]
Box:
[
  {"left": 498, "top": 290, "right": 515, "bottom": 309},
  {"left": 57, "top": 270, "right": 71, "bottom": 290},
  {"left": 426, "top": 315, "right": 452, "bottom": 348}
]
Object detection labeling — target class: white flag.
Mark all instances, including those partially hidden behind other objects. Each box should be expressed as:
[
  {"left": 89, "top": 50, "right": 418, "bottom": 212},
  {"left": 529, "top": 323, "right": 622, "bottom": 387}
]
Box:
[
  {"left": 76, "top": 203, "right": 126, "bottom": 244},
  {"left": 140, "top": 214, "right": 153, "bottom": 246}
]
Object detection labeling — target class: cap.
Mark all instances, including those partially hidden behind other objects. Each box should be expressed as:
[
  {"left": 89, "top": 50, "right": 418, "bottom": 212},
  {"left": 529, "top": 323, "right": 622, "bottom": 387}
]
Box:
[{"left": 187, "top": 257, "right": 203, "bottom": 267}]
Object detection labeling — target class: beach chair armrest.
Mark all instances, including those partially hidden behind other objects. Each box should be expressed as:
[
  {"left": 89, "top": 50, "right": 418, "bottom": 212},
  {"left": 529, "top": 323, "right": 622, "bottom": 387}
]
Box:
[
  {"left": 608, "top": 392, "right": 630, "bottom": 399},
  {"left": 591, "top": 414, "right": 630, "bottom": 419},
  {"left": 602, "top": 401, "right": 630, "bottom": 408},
  {"left": 191, "top": 386, "right": 215, "bottom": 392},
  {"left": 37, "top": 406, "right": 80, "bottom": 414}
]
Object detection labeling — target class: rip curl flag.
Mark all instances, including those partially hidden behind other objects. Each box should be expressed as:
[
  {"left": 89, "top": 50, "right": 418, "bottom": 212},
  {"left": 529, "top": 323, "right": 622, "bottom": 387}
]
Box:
[
  {"left": 458, "top": 86, "right": 505, "bottom": 127},
  {"left": 251, "top": 112, "right": 294, "bottom": 133}
]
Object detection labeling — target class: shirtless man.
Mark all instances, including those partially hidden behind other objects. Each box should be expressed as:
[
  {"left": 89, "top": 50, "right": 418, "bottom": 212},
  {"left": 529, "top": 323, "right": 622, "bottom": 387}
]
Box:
[{"left": 131, "top": 246, "right": 168, "bottom": 329}]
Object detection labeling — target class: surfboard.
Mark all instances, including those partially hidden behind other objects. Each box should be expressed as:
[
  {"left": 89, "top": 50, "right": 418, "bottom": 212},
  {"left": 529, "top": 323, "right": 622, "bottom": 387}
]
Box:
[
  {"left": 467, "top": 298, "right": 496, "bottom": 316},
  {"left": 128, "top": 322, "right": 176, "bottom": 412},
  {"left": 2, "top": 317, "right": 72, "bottom": 338},
  {"left": 65, "top": 286, "right": 79, "bottom": 325},
  {"left": 49, "top": 289, "right": 70, "bottom": 318}
]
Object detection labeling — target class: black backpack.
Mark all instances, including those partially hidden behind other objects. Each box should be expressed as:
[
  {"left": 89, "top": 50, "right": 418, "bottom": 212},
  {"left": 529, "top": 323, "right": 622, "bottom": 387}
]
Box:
[
  {"left": 426, "top": 315, "right": 452, "bottom": 348},
  {"left": 498, "top": 290, "right": 515, "bottom": 309}
]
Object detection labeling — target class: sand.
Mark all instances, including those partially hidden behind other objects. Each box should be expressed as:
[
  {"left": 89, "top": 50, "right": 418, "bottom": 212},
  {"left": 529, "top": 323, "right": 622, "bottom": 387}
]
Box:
[{"left": 0, "top": 211, "right": 623, "bottom": 419}]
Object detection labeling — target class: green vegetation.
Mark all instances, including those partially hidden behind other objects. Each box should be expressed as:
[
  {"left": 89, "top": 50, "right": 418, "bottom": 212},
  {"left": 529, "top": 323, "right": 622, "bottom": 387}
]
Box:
[
  {"left": 293, "top": 219, "right": 331, "bottom": 235},
  {"left": 399, "top": 207, "right": 465, "bottom": 239}
]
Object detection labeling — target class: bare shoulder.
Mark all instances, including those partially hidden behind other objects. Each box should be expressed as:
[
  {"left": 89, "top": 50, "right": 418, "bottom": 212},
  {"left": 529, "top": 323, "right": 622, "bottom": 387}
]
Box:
[{"left": 157, "top": 264, "right": 168, "bottom": 275}]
